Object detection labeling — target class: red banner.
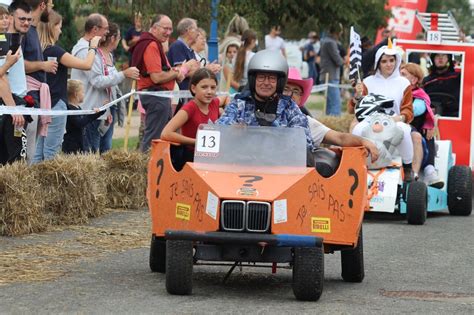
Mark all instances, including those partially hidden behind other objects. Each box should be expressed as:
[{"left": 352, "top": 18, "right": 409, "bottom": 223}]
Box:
[{"left": 375, "top": 0, "right": 428, "bottom": 43}]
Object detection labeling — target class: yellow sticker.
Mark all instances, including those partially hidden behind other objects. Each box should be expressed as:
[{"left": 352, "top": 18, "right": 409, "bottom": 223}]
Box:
[
  {"left": 311, "top": 217, "right": 331, "bottom": 233},
  {"left": 0, "top": 34, "right": 6, "bottom": 41},
  {"left": 176, "top": 203, "right": 191, "bottom": 221}
]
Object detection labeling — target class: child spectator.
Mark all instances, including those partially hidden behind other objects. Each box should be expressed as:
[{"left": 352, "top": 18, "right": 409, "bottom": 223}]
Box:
[
  {"left": 0, "top": 6, "right": 9, "bottom": 32},
  {"left": 218, "top": 40, "right": 239, "bottom": 93},
  {"left": 62, "top": 79, "right": 104, "bottom": 154}
]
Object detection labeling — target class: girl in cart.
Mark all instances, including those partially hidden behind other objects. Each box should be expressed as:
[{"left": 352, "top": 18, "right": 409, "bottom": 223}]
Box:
[
  {"left": 348, "top": 40, "right": 415, "bottom": 181},
  {"left": 400, "top": 63, "right": 443, "bottom": 188},
  {"left": 161, "top": 68, "right": 229, "bottom": 166}
]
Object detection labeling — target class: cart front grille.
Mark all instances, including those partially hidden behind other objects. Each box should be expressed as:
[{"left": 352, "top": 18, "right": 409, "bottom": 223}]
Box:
[{"left": 221, "top": 201, "right": 271, "bottom": 233}]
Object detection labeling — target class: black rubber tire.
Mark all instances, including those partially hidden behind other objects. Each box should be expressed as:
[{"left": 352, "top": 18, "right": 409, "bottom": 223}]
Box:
[
  {"left": 341, "top": 228, "right": 365, "bottom": 282},
  {"left": 406, "top": 181, "right": 427, "bottom": 225},
  {"left": 292, "top": 246, "right": 324, "bottom": 301},
  {"left": 165, "top": 240, "right": 193, "bottom": 295},
  {"left": 448, "top": 165, "right": 473, "bottom": 216},
  {"left": 149, "top": 235, "right": 166, "bottom": 273}
]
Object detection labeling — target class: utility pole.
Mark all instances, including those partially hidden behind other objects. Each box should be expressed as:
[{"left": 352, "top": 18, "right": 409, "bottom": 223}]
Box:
[{"left": 208, "top": 0, "right": 219, "bottom": 62}]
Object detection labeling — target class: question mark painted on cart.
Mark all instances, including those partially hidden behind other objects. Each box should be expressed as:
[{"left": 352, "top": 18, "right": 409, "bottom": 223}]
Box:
[
  {"left": 155, "top": 159, "right": 164, "bottom": 199},
  {"left": 348, "top": 169, "right": 359, "bottom": 208},
  {"left": 239, "top": 175, "right": 263, "bottom": 187}
]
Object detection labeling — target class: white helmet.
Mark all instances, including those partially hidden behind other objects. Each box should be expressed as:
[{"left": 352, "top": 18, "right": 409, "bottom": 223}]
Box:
[{"left": 247, "top": 49, "right": 288, "bottom": 96}]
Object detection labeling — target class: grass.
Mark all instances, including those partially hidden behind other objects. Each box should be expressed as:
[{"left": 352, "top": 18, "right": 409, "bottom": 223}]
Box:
[
  {"left": 305, "top": 92, "right": 350, "bottom": 114},
  {"left": 112, "top": 136, "right": 139, "bottom": 150}
]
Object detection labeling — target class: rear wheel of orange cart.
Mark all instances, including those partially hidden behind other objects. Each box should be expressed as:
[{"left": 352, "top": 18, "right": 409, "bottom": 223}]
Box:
[
  {"left": 166, "top": 240, "right": 193, "bottom": 295},
  {"left": 292, "top": 246, "right": 324, "bottom": 301},
  {"left": 149, "top": 235, "right": 166, "bottom": 273},
  {"left": 341, "top": 228, "right": 365, "bottom": 283}
]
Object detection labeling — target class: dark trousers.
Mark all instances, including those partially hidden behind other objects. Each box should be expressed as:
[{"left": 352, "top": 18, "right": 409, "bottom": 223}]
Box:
[
  {"left": 0, "top": 114, "right": 27, "bottom": 165},
  {"left": 140, "top": 95, "right": 172, "bottom": 152}
]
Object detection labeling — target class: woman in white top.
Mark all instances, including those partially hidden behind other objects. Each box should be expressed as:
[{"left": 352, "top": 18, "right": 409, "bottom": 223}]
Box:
[{"left": 232, "top": 29, "right": 257, "bottom": 92}]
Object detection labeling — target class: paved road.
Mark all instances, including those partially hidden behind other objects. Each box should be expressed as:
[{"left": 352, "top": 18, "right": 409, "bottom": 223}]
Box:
[{"left": 0, "top": 209, "right": 473, "bottom": 314}]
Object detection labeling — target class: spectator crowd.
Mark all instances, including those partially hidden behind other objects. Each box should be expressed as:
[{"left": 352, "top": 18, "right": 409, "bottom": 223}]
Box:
[{"left": 0, "top": 0, "right": 462, "bottom": 189}]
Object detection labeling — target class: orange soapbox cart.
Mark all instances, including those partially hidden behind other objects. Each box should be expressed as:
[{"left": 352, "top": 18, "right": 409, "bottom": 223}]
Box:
[{"left": 147, "top": 124, "right": 369, "bottom": 301}]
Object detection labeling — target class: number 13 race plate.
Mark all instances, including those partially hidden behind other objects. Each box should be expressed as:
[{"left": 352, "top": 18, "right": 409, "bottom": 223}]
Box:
[{"left": 196, "top": 130, "right": 221, "bottom": 153}]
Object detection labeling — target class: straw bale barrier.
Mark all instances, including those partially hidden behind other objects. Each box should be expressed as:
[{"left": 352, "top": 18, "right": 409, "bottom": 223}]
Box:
[
  {"left": 0, "top": 162, "right": 46, "bottom": 236},
  {"left": 317, "top": 113, "right": 354, "bottom": 133},
  {"left": 31, "top": 154, "right": 107, "bottom": 226},
  {"left": 102, "top": 150, "right": 148, "bottom": 209}
]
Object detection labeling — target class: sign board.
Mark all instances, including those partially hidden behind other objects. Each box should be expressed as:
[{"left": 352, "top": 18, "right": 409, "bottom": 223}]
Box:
[
  {"left": 426, "top": 31, "right": 442, "bottom": 44},
  {"left": 398, "top": 39, "right": 474, "bottom": 168}
]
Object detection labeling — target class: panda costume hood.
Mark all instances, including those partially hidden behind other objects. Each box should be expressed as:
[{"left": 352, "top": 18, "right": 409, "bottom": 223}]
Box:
[{"left": 363, "top": 39, "right": 411, "bottom": 117}]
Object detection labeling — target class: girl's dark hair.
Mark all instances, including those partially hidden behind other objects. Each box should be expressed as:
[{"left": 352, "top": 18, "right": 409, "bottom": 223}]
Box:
[
  {"left": 375, "top": 53, "right": 396, "bottom": 72},
  {"left": 189, "top": 68, "right": 217, "bottom": 96},
  {"left": 234, "top": 29, "right": 257, "bottom": 82},
  {"left": 100, "top": 22, "right": 119, "bottom": 47},
  {"left": 226, "top": 43, "right": 239, "bottom": 53}
]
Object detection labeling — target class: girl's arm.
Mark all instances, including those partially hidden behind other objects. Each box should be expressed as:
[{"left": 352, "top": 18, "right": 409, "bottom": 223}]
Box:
[
  {"left": 60, "top": 51, "right": 96, "bottom": 70},
  {"left": 217, "top": 95, "right": 230, "bottom": 107},
  {"left": 161, "top": 110, "right": 196, "bottom": 145},
  {"left": 397, "top": 86, "right": 414, "bottom": 123},
  {"left": 223, "top": 65, "right": 239, "bottom": 90},
  {"left": 347, "top": 83, "right": 368, "bottom": 113},
  {"left": 61, "top": 36, "right": 101, "bottom": 70},
  {"left": 217, "top": 96, "right": 230, "bottom": 116}
]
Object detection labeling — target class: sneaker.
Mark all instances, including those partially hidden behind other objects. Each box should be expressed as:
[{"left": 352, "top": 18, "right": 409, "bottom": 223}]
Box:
[{"left": 423, "top": 166, "right": 444, "bottom": 189}]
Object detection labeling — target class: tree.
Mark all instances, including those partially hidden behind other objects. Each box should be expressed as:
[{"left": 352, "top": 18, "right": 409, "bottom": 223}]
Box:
[
  {"left": 218, "top": 0, "right": 390, "bottom": 43},
  {"left": 427, "top": 0, "right": 474, "bottom": 35},
  {"left": 70, "top": 0, "right": 391, "bottom": 47},
  {"left": 55, "top": 0, "right": 76, "bottom": 52}
]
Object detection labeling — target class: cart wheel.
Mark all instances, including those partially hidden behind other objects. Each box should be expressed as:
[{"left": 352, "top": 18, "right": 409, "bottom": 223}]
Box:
[
  {"left": 341, "top": 228, "right": 364, "bottom": 282},
  {"left": 406, "top": 181, "right": 427, "bottom": 225},
  {"left": 166, "top": 240, "right": 193, "bottom": 295},
  {"left": 149, "top": 235, "right": 166, "bottom": 273},
  {"left": 292, "top": 246, "right": 324, "bottom": 301},
  {"left": 448, "top": 165, "right": 472, "bottom": 216}
]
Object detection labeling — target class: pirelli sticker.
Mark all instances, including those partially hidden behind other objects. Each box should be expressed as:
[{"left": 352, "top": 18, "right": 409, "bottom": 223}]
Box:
[
  {"left": 176, "top": 203, "right": 191, "bottom": 221},
  {"left": 311, "top": 217, "right": 331, "bottom": 233}
]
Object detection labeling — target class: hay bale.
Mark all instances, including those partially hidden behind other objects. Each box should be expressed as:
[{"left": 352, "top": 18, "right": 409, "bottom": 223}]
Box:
[
  {"left": 317, "top": 113, "right": 354, "bottom": 133},
  {"left": 32, "top": 154, "right": 107, "bottom": 225},
  {"left": 102, "top": 150, "right": 148, "bottom": 209},
  {"left": 0, "top": 162, "right": 46, "bottom": 236}
]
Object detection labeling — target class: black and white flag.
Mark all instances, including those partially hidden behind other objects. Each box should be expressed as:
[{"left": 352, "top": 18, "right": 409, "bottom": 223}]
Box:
[{"left": 349, "top": 26, "right": 362, "bottom": 82}]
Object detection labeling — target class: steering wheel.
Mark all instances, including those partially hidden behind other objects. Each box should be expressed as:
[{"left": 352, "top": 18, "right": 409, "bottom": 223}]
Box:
[{"left": 427, "top": 92, "right": 458, "bottom": 117}]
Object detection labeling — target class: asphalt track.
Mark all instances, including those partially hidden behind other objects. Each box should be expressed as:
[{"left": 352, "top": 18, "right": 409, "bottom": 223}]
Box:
[{"left": 1, "top": 206, "right": 472, "bottom": 314}]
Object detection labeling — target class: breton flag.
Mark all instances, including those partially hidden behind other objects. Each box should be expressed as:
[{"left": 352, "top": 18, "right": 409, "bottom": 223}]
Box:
[{"left": 349, "top": 26, "right": 362, "bottom": 83}]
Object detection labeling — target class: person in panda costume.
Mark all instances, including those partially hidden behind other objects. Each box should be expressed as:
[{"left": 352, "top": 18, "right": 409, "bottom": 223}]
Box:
[{"left": 348, "top": 39, "right": 415, "bottom": 181}]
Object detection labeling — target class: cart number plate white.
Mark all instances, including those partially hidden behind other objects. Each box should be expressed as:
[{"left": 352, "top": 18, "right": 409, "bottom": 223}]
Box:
[{"left": 196, "top": 130, "right": 221, "bottom": 153}]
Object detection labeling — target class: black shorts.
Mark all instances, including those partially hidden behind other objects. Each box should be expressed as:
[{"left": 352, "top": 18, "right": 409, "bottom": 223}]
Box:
[{"left": 0, "top": 114, "right": 27, "bottom": 165}]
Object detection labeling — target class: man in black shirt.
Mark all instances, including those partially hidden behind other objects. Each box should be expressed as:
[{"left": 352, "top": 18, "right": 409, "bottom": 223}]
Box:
[
  {"left": 21, "top": 0, "right": 56, "bottom": 163},
  {"left": 422, "top": 53, "right": 461, "bottom": 117}
]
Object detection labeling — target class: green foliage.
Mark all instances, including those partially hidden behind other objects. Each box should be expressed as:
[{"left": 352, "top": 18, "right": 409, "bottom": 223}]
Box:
[
  {"left": 55, "top": 0, "right": 76, "bottom": 52},
  {"left": 68, "top": 0, "right": 391, "bottom": 53},
  {"left": 217, "top": 0, "right": 390, "bottom": 43},
  {"left": 427, "top": 0, "right": 474, "bottom": 34}
]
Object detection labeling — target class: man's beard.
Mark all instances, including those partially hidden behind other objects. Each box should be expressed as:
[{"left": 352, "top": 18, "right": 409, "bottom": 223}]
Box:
[
  {"left": 13, "top": 19, "right": 27, "bottom": 35},
  {"left": 40, "top": 10, "right": 49, "bottom": 23}
]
